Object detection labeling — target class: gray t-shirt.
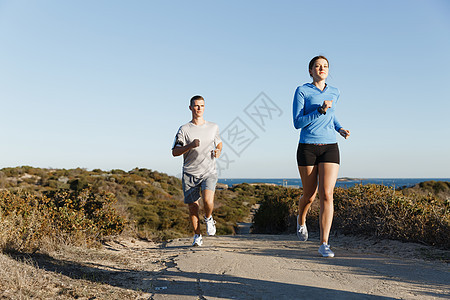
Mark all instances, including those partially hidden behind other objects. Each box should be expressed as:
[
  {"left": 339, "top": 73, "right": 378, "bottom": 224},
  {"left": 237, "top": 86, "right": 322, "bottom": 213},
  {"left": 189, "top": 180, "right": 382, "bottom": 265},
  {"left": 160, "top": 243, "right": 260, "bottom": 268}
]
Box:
[{"left": 172, "top": 121, "right": 222, "bottom": 177}]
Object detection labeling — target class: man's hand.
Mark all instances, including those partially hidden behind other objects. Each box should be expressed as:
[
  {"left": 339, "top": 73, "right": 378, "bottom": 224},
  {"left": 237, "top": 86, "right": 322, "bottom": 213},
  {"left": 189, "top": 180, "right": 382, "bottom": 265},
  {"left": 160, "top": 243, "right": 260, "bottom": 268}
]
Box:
[
  {"left": 190, "top": 139, "right": 200, "bottom": 148},
  {"left": 172, "top": 139, "right": 200, "bottom": 157},
  {"left": 211, "top": 148, "right": 221, "bottom": 158},
  {"left": 211, "top": 142, "right": 223, "bottom": 159}
]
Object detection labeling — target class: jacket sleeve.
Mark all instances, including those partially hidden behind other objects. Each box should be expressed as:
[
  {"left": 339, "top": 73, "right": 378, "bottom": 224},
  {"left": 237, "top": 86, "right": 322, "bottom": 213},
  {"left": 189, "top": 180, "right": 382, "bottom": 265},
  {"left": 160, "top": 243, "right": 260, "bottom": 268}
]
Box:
[
  {"left": 333, "top": 116, "right": 343, "bottom": 132},
  {"left": 333, "top": 93, "right": 343, "bottom": 131},
  {"left": 292, "top": 87, "right": 321, "bottom": 129}
]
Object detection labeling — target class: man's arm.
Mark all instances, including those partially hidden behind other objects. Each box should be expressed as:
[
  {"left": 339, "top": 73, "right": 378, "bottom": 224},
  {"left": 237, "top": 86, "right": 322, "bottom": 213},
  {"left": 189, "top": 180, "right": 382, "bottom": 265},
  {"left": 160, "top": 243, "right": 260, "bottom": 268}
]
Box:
[{"left": 172, "top": 139, "right": 200, "bottom": 157}]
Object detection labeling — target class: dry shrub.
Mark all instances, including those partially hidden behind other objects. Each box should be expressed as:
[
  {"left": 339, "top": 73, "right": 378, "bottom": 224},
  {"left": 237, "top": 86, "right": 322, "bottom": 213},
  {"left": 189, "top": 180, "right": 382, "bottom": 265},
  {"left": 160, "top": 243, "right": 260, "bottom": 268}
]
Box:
[
  {"left": 333, "top": 184, "right": 449, "bottom": 248},
  {"left": 0, "top": 192, "right": 48, "bottom": 253},
  {"left": 0, "top": 189, "right": 126, "bottom": 253},
  {"left": 42, "top": 189, "right": 126, "bottom": 239},
  {"left": 252, "top": 184, "right": 449, "bottom": 248}
]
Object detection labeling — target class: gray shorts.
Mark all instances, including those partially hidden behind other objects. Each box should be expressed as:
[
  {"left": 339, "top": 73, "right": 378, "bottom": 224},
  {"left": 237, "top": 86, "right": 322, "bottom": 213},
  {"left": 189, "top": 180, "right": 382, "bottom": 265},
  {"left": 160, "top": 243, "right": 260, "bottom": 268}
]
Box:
[{"left": 182, "top": 173, "right": 218, "bottom": 204}]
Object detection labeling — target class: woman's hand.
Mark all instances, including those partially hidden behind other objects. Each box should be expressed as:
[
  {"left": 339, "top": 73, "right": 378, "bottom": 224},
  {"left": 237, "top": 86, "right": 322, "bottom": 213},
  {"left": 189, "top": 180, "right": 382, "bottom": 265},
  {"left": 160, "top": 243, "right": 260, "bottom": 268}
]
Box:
[
  {"left": 339, "top": 128, "right": 350, "bottom": 139},
  {"left": 322, "top": 100, "right": 333, "bottom": 113}
]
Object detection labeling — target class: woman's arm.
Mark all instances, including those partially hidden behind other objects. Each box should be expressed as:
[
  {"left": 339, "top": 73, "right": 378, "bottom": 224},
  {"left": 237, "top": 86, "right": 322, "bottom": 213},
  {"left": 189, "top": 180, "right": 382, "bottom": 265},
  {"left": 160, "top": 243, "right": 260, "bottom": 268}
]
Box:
[
  {"left": 334, "top": 114, "right": 350, "bottom": 139},
  {"left": 292, "top": 87, "right": 321, "bottom": 129}
]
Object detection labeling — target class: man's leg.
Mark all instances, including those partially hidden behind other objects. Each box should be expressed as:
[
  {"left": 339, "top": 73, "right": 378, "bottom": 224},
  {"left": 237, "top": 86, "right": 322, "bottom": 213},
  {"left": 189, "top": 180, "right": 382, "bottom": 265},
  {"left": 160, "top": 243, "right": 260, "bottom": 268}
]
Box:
[
  {"left": 202, "top": 184, "right": 217, "bottom": 236},
  {"left": 188, "top": 201, "right": 201, "bottom": 235},
  {"left": 202, "top": 189, "right": 215, "bottom": 219},
  {"left": 183, "top": 173, "right": 202, "bottom": 235}
]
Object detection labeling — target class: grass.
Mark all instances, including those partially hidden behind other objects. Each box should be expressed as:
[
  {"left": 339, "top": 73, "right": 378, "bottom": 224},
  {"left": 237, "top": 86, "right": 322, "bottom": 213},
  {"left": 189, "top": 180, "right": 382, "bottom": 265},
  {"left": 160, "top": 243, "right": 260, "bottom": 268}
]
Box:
[{"left": 0, "top": 251, "right": 149, "bottom": 299}]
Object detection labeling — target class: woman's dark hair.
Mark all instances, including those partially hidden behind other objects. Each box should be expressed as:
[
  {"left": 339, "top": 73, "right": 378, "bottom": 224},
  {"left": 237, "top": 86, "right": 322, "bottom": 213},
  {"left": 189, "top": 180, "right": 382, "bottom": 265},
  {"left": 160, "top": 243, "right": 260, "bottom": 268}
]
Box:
[
  {"left": 190, "top": 95, "right": 204, "bottom": 106},
  {"left": 308, "top": 55, "right": 329, "bottom": 72}
]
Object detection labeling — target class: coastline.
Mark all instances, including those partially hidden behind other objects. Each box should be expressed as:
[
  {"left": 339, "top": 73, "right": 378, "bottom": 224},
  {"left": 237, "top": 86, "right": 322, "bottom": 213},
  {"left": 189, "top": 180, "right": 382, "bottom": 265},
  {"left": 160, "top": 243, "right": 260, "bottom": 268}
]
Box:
[{"left": 218, "top": 177, "right": 450, "bottom": 189}]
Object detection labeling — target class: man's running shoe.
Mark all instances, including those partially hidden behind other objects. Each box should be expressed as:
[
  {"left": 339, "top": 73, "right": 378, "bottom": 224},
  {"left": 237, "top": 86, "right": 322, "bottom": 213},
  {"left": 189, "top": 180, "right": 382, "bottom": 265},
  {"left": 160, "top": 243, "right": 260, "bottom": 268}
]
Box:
[
  {"left": 192, "top": 234, "right": 203, "bottom": 247},
  {"left": 296, "top": 215, "right": 308, "bottom": 241},
  {"left": 204, "top": 216, "right": 216, "bottom": 236},
  {"left": 318, "top": 243, "right": 335, "bottom": 257}
]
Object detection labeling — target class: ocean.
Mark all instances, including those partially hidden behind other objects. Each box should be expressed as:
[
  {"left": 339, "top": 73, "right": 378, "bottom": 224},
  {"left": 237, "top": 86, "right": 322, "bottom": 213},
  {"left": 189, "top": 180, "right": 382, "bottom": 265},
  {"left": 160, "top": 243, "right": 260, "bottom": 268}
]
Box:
[{"left": 218, "top": 178, "right": 450, "bottom": 189}]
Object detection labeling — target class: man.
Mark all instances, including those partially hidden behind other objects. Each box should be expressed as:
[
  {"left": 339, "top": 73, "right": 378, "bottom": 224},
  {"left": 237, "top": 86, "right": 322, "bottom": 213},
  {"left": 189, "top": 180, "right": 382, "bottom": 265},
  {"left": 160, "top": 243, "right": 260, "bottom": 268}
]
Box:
[{"left": 172, "top": 95, "right": 222, "bottom": 246}]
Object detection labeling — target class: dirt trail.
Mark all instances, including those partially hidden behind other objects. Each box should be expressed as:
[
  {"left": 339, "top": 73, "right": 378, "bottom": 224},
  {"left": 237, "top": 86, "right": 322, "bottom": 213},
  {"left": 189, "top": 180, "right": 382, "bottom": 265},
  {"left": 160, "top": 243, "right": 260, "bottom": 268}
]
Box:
[
  {"left": 17, "top": 233, "right": 448, "bottom": 299},
  {"left": 89, "top": 233, "right": 449, "bottom": 300}
]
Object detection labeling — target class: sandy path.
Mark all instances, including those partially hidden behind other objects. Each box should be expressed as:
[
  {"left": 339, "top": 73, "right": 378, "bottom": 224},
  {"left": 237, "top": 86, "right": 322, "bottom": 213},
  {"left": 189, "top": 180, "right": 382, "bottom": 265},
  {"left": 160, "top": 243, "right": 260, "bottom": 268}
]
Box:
[
  {"left": 4, "top": 232, "right": 448, "bottom": 299},
  {"left": 102, "top": 233, "right": 449, "bottom": 300}
]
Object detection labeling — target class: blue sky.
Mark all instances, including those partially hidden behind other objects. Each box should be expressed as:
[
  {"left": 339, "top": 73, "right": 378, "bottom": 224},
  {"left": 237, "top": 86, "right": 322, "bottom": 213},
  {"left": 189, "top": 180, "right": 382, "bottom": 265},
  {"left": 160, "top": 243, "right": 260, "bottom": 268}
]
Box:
[{"left": 0, "top": 0, "right": 449, "bottom": 178}]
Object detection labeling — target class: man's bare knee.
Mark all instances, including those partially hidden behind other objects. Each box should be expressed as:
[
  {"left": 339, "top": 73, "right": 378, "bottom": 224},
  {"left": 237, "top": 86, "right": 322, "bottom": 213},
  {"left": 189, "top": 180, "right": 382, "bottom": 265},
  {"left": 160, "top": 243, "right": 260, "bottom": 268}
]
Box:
[{"left": 188, "top": 202, "right": 199, "bottom": 212}]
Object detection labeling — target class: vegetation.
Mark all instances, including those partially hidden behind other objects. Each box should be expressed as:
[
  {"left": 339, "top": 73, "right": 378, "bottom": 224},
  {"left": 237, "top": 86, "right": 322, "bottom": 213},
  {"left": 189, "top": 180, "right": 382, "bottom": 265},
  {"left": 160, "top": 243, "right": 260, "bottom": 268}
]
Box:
[
  {"left": 252, "top": 183, "right": 449, "bottom": 249},
  {"left": 0, "top": 167, "right": 188, "bottom": 245},
  {"left": 1, "top": 166, "right": 448, "bottom": 298},
  {"left": 399, "top": 180, "right": 450, "bottom": 199},
  {"left": 249, "top": 185, "right": 300, "bottom": 234},
  {"left": 1, "top": 166, "right": 448, "bottom": 254},
  {"left": 0, "top": 166, "right": 255, "bottom": 253},
  {"left": 0, "top": 189, "right": 125, "bottom": 253}
]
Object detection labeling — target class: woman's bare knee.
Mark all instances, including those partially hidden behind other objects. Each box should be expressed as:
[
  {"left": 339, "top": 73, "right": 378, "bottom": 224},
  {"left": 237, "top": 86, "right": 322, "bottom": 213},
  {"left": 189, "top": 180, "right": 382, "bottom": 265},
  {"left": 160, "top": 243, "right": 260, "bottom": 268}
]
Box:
[
  {"left": 322, "top": 191, "right": 333, "bottom": 201},
  {"left": 301, "top": 192, "right": 317, "bottom": 204}
]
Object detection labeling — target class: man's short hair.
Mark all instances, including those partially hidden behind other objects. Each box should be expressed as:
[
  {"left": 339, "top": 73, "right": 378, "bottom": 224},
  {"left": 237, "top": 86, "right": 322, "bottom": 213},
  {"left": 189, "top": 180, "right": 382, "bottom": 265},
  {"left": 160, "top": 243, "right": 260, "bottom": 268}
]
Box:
[{"left": 190, "top": 95, "right": 204, "bottom": 107}]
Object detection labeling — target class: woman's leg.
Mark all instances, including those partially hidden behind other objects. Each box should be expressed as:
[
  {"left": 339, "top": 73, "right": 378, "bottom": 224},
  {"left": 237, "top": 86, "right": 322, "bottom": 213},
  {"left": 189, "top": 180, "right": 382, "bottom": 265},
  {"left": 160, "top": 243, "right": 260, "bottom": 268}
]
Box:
[
  {"left": 317, "top": 162, "right": 339, "bottom": 244},
  {"left": 297, "top": 165, "right": 318, "bottom": 226}
]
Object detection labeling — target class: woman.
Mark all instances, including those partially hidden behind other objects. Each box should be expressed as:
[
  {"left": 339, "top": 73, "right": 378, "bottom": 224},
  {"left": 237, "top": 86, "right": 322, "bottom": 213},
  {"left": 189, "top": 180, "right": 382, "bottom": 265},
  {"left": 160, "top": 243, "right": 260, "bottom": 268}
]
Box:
[{"left": 292, "top": 55, "right": 350, "bottom": 257}]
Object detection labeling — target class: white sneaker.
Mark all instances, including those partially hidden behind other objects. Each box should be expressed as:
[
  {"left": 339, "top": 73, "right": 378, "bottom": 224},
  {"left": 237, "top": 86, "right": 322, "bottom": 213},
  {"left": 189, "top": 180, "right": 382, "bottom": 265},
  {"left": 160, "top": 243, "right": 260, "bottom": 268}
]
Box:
[
  {"left": 192, "top": 234, "right": 203, "bottom": 247},
  {"left": 204, "top": 216, "right": 216, "bottom": 236},
  {"left": 318, "top": 243, "right": 335, "bottom": 257},
  {"left": 296, "top": 215, "right": 308, "bottom": 241}
]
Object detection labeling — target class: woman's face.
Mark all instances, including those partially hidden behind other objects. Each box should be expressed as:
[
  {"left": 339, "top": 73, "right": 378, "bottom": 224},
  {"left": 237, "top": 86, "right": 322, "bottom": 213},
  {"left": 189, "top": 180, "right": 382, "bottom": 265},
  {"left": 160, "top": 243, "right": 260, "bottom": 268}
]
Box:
[{"left": 309, "top": 58, "right": 329, "bottom": 81}]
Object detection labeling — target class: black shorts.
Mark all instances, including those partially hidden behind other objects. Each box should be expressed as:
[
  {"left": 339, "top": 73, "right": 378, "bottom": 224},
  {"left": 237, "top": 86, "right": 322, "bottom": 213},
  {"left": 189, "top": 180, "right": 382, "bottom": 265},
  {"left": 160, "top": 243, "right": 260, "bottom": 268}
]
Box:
[{"left": 296, "top": 143, "right": 340, "bottom": 166}]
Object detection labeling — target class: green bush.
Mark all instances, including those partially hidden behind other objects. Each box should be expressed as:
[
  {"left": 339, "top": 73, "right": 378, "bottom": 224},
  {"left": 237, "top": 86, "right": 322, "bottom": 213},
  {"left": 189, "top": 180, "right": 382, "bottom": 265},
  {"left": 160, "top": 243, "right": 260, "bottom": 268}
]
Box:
[
  {"left": 128, "top": 198, "right": 190, "bottom": 241},
  {"left": 252, "top": 188, "right": 300, "bottom": 234},
  {"left": 419, "top": 181, "right": 450, "bottom": 194}
]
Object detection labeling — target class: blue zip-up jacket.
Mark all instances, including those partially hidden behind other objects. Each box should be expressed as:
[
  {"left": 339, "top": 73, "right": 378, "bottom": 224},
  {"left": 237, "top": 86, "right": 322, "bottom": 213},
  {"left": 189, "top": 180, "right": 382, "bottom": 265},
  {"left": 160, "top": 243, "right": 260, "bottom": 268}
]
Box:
[{"left": 293, "top": 83, "right": 343, "bottom": 144}]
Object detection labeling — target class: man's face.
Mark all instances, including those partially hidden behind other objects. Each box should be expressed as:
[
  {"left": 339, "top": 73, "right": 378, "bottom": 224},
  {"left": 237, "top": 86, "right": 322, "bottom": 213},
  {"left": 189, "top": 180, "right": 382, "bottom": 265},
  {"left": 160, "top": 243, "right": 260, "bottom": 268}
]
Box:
[{"left": 189, "top": 99, "right": 205, "bottom": 118}]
